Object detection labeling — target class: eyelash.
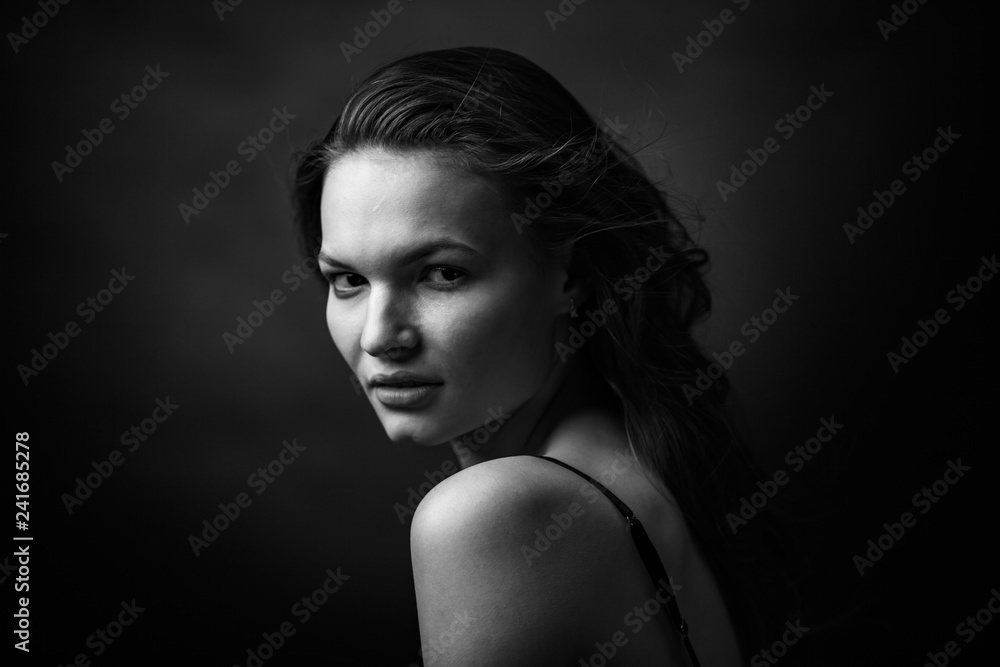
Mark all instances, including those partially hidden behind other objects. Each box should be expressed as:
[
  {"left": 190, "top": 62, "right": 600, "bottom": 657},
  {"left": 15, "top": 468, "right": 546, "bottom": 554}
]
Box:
[{"left": 324, "top": 266, "right": 467, "bottom": 296}]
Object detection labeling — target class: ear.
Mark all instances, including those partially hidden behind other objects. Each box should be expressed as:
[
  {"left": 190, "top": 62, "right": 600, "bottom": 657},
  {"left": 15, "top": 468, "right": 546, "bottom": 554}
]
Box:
[{"left": 557, "top": 245, "right": 594, "bottom": 317}]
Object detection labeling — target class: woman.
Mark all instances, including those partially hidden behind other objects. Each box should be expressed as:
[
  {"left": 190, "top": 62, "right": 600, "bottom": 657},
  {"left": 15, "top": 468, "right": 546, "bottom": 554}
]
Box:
[{"left": 294, "top": 47, "right": 796, "bottom": 666}]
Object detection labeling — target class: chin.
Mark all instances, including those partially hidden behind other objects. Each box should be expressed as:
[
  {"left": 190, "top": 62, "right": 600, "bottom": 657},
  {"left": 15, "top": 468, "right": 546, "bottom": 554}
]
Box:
[{"left": 377, "top": 411, "right": 447, "bottom": 447}]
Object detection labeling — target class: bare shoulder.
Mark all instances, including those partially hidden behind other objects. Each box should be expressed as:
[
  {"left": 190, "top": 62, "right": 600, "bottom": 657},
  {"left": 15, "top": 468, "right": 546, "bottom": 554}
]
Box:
[{"left": 410, "top": 455, "right": 645, "bottom": 666}]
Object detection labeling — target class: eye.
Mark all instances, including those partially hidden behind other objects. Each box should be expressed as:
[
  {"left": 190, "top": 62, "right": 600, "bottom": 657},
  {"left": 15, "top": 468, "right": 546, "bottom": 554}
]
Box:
[
  {"left": 424, "top": 266, "right": 466, "bottom": 287},
  {"left": 327, "top": 272, "right": 368, "bottom": 295}
]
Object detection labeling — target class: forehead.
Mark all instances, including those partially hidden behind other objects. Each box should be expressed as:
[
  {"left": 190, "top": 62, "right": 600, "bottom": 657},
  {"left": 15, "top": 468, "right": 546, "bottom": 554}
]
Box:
[{"left": 319, "top": 150, "right": 507, "bottom": 258}]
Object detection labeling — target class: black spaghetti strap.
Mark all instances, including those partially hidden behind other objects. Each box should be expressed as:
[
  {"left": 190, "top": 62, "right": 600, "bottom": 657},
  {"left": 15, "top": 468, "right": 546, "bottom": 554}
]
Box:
[{"left": 533, "top": 455, "right": 701, "bottom": 667}]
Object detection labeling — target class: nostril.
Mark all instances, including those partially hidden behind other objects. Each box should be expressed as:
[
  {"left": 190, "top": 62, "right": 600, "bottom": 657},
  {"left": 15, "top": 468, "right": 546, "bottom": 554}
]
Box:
[{"left": 382, "top": 330, "right": 417, "bottom": 359}]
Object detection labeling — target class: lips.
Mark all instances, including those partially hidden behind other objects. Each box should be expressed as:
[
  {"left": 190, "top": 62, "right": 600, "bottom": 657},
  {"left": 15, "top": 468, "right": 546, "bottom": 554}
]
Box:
[
  {"left": 368, "top": 371, "right": 442, "bottom": 389},
  {"left": 368, "top": 372, "right": 443, "bottom": 409},
  {"left": 380, "top": 380, "right": 427, "bottom": 388}
]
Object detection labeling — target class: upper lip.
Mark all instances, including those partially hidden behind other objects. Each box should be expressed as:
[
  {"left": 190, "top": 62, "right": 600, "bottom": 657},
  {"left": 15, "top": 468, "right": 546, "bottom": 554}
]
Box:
[{"left": 368, "top": 371, "right": 442, "bottom": 388}]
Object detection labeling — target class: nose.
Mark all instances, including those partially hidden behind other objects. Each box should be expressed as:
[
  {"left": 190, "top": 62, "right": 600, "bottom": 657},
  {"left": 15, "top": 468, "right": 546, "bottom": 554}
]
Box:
[{"left": 359, "top": 286, "right": 418, "bottom": 360}]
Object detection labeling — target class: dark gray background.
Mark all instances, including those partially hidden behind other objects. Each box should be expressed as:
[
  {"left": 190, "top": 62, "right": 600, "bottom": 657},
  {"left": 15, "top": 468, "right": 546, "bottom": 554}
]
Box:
[{"left": 6, "top": 0, "right": 995, "bottom": 664}]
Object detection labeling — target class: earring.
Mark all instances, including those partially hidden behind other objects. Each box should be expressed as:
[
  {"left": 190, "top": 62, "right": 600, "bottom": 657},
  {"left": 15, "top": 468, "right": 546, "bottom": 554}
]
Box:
[{"left": 569, "top": 298, "right": 579, "bottom": 319}]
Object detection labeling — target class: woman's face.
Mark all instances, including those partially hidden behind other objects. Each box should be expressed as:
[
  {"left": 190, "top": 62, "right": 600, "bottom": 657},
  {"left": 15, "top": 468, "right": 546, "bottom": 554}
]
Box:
[{"left": 319, "top": 150, "right": 568, "bottom": 446}]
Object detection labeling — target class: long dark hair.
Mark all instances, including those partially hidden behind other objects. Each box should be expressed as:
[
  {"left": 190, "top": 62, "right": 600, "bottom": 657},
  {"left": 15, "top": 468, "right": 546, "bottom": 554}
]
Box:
[{"left": 293, "top": 46, "right": 799, "bottom": 658}]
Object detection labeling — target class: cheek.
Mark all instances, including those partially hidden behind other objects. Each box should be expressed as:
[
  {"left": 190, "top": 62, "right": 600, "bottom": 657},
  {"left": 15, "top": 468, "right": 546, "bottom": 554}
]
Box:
[
  {"left": 429, "top": 277, "right": 556, "bottom": 400},
  {"left": 326, "top": 293, "right": 362, "bottom": 367}
]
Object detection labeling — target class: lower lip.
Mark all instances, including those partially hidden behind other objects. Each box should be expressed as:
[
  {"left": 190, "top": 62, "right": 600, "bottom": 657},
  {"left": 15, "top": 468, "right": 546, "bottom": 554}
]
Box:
[{"left": 373, "top": 384, "right": 442, "bottom": 408}]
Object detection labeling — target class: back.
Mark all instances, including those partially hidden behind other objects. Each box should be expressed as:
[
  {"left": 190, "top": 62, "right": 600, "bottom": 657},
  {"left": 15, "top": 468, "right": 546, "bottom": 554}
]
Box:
[{"left": 536, "top": 412, "right": 743, "bottom": 667}]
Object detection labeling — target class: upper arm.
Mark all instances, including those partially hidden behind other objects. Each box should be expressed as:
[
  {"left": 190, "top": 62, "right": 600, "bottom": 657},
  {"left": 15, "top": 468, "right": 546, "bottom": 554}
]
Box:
[{"left": 409, "top": 457, "right": 627, "bottom": 666}]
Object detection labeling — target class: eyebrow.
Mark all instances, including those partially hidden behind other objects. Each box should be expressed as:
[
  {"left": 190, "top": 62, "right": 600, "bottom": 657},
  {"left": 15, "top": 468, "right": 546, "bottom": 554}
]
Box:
[{"left": 317, "top": 238, "right": 480, "bottom": 270}]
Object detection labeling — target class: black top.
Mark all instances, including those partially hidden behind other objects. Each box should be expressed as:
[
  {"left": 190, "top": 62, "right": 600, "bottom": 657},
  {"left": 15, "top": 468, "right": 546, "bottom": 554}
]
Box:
[{"left": 532, "top": 455, "right": 701, "bottom": 667}]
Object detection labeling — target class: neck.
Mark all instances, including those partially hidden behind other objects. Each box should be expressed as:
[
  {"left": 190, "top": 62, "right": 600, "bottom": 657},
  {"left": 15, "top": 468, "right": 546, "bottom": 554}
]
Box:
[{"left": 449, "top": 355, "right": 617, "bottom": 469}]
